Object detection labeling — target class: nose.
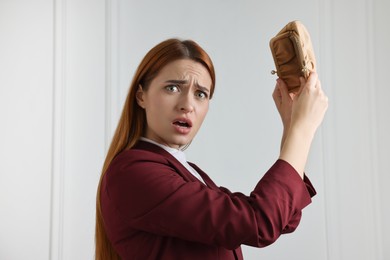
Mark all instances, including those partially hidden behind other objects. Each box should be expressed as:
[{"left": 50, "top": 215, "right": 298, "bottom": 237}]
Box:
[{"left": 178, "top": 93, "right": 194, "bottom": 113}]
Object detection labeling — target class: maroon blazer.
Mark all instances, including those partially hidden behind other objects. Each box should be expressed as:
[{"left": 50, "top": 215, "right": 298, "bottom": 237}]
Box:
[{"left": 100, "top": 141, "right": 316, "bottom": 260}]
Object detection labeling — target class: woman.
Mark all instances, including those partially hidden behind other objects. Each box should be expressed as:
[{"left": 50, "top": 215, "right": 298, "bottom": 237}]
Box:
[{"left": 95, "top": 38, "right": 328, "bottom": 260}]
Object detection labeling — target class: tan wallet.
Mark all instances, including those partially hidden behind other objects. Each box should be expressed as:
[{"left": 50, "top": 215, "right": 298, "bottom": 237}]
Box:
[{"left": 269, "top": 20, "right": 316, "bottom": 93}]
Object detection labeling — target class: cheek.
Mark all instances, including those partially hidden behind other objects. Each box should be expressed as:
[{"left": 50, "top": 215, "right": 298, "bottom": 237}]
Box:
[
  {"left": 143, "top": 102, "right": 161, "bottom": 126},
  {"left": 197, "top": 102, "right": 209, "bottom": 122},
  {"left": 145, "top": 95, "right": 168, "bottom": 114}
]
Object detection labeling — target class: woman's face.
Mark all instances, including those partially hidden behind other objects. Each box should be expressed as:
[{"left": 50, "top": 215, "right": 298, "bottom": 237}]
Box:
[{"left": 136, "top": 59, "right": 212, "bottom": 149}]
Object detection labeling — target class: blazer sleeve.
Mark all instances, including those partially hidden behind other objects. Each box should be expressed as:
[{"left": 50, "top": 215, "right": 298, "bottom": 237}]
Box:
[
  {"left": 102, "top": 150, "right": 315, "bottom": 250},
  {"left": 217, "top": 161, "right": 316, "bottom": 244}
]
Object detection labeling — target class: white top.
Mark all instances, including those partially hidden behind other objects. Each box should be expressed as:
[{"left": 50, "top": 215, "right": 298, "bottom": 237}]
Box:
[{"left": 139, "top": 137, "right": 206, "bottom": 185}]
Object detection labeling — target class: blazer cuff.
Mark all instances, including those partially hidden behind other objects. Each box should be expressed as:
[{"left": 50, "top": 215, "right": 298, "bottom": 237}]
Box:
[{"left": 303, "top": 174, "right": 317, "bottom": 197}]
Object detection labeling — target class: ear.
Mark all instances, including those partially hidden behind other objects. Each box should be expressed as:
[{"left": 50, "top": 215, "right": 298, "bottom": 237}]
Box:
[{"left": 136, "top": 84, "right": 146, "bottom": 108}]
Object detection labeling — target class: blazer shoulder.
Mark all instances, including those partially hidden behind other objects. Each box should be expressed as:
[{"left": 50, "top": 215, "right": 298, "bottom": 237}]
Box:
[{"left": 109, "top": 148, "right": 170, "bottom": 172}]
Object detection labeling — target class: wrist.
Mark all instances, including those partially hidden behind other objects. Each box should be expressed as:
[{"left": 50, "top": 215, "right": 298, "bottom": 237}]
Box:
[
  {"left": 279, "top": 126, "right": 315, "bottom": 178},
  {"left": 289, "top": 121, "right": 316, "bottom": 139}
]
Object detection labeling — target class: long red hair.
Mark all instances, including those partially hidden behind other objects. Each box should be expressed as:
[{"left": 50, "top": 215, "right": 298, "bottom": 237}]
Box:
[{"left": 95, "top": 38, "right": 216, "bottom": 259}]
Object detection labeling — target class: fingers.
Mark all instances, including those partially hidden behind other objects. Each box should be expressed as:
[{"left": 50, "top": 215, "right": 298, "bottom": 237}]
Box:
[
  {"left": 272, "top": 79, "right": 292, "bottom": 111},
  {"left": 273, "top": 78, "right": 291, "bottom": 102},
  {"left": 277, "top": 79, "right": 290, "bottom": 99},
  {"left": 297, "top": 72, "right": 319, "bottom": 96},
  {"left": 306, "top": 72, "right": 320, "bottom": 94},
  {"left": 298, "top": 77, "right": 306, "bottom": 95},
  {"left": 315, "top": 78, "right": 322, "bottom": 91},
  {"left": 272, "top": 83, "right": 281, "bottom": 103},
  {"left": 307, "top": 72, "right": 318, "bottom": 88}
]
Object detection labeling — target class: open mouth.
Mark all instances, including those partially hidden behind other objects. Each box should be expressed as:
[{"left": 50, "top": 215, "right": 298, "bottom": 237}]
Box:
[
  {"left": 172, "top": 119, "right": 192, "bottom": 128},
  {"left": 174, "top": 121, "right": 189, "bottom": 127}
]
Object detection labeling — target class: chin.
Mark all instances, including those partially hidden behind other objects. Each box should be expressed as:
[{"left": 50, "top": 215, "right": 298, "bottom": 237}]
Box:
[{"left": 171, "top": 136, "right": 192, "bottom": 147}]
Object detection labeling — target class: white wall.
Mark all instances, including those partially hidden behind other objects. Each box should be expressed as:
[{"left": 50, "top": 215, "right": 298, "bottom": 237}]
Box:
[
  {"left": 0, "top": 0, "right": 53, "bottom": 259},
  {"left": 0, "top": 0, "right": 389, "bottom": 259}
]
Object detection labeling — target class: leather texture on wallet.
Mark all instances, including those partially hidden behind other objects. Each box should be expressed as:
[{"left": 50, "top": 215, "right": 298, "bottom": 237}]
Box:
[{"left": 270, "top": 21, "right": 316, "bottom": 93}]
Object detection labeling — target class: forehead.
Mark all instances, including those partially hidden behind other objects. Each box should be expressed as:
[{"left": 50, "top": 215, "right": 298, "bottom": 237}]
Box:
[{"left": 156, "top": 59, "right": 212, "bottom": 87}]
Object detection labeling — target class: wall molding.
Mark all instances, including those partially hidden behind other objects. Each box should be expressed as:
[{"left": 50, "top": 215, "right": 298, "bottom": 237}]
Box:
[
  {"left": 365, "top": 0, "right": 383, "bottom": 258},
  {"left": 105, "top": 0, "right": 120, "bottom": 152},
  {"left": 50, "top": 0, "right": 66, "bottom": 259},
  {"left": 318, "top": 0, "right": 342, "bottom": 259}
]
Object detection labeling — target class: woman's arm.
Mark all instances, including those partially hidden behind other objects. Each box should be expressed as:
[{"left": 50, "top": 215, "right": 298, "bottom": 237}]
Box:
[
  {"left": 273, "top": 73, "right": 328, "bottom": 178},
  {"left": 101, "top": 150, "right": 315, "bottom": 251}
]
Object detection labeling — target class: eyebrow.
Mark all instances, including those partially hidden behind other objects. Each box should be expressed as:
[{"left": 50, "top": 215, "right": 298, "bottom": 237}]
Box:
[{"left": 165, "top": 80, "right": 210, "bottom": 93}]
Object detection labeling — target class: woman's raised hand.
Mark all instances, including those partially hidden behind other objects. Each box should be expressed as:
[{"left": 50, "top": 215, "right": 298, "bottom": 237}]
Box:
[
  {"left": 276, "top": 72, "right": 328, "bottom": 178},
  {"left": 291, "top": 72, "right": 328, "bottom": 136}
]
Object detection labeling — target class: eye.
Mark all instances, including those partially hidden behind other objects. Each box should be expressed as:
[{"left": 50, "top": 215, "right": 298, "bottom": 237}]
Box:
[
  {"left": 165, "top": 85, "right": 180, "bottom": 93},
  {"left": 195, "top": 90, "right": 208, "bottom": 100}
]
